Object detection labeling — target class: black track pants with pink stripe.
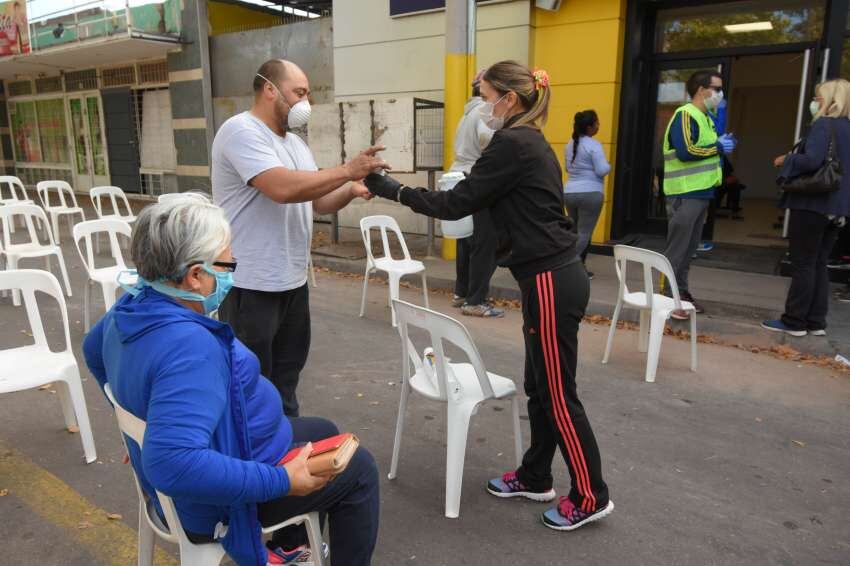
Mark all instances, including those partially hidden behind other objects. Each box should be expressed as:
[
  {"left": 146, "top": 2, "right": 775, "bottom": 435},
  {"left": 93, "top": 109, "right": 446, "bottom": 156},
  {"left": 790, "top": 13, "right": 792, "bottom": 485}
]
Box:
[{"left": 515, "top": 261, "right": 609, "bottom": 513}]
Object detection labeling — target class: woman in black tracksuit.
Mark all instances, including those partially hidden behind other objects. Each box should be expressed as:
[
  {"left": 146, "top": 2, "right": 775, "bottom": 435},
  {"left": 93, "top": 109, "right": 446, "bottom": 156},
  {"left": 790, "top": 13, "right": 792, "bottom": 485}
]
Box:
[{"left": 364, "top": 60, "right": 613, "bottom": 531}]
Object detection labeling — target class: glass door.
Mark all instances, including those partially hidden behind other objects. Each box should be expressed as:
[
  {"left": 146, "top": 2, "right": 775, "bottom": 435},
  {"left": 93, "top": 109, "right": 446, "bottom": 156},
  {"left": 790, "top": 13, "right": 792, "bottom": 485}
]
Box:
[
  {"left": 645, "top": 58, "right": 729, "bottom": 233},
  {"left": 66, "top": 93, "right": 109, "bottom": 191}
]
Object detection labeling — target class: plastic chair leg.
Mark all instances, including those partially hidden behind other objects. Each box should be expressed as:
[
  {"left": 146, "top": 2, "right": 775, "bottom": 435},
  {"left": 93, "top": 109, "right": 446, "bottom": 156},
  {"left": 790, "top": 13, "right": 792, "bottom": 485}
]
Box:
[
  {"left": 644, "top": 311, "right": 667, "bottom": 384},
  {"left": 178, "top": 540, "right": 226, "bottom": 565},
  {"left": 8, "top": 255, "right": 21, "bottom": 306},
  {"left": 638, "top": 310, "right": 650, "bottom": 353},
  {"left": 359, "top": 267, "right": 370, "bottom": 318},
  {"left": 388, "top": 274, "right": 401, "bottom": 327},
  {"left": 137, "top": 505, "right": 156, "bottom": 566},
  {"left": 444, "top": 401, "right": 474, "bottom": 518},
  {"left": 421, "top": 272, "right": 430, "bottom": 309},
  {"left": 55, "top": 250, "right": 72, "bottom": 297},
  {"left": 84, "top": 281, "right": 92, "bottom": 333},
  {"left": 304, "top": 512, "right": 324, "bottom": 566},
  {"left": 388, "top": 380, "right": 410, "bottom": 480},
  {"left": 60, "top": 366, "right": 97, "bottom": 463},
  {"left": 602, "top": 299, "right": 622, "bottom": 364},
  {"left": 102, "top": 281, "right": 118, "bottom": 312},
  {"left": 51, "top": 213, "right": 61, "bottom": 245},
  {"left": 308, "top": 255, "right": 317, "bottom": 288},
  {"left": 690, "top": 310, "right": 698, "bottom": 372},
  {"left": 511, "top": 396, "right": 523, "bottom": 467}
]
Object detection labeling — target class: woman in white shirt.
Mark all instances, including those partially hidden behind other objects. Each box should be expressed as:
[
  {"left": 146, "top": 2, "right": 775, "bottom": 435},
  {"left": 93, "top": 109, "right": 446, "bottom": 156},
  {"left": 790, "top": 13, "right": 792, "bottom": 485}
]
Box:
[{"left": 564, "top": 110, "right": 611, "bottom": 278}]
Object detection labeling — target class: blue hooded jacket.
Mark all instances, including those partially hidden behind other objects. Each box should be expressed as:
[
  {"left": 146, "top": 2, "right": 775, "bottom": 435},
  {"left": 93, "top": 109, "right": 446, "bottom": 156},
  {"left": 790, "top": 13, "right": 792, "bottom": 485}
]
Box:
[{"left": 83, "top": 286, "right": 292, "bottom": 566}]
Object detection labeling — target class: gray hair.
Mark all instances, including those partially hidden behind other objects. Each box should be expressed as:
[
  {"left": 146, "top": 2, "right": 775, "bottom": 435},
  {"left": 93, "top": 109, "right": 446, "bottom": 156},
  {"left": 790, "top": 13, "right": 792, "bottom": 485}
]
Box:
[{"left": 131, "top": 199, "right": 231, "bottom": 282}]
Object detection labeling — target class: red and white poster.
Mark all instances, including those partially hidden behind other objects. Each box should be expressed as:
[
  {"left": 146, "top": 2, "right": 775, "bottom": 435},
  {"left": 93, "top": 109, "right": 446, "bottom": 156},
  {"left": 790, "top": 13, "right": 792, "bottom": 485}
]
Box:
[{"left": 0, "top": 1, "right": 29, "bottom": 56}]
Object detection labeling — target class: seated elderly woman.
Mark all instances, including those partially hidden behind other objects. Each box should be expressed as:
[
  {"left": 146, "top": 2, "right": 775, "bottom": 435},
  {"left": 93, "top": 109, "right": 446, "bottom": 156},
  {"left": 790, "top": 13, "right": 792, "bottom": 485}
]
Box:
[{"left": 83, "top": 198, "right": 379, "bottom": 566}]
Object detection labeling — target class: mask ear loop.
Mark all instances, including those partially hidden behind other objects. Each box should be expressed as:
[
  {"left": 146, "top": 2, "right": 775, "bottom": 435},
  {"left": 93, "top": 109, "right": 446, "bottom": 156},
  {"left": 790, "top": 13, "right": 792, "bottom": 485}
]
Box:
[{"left": 256, "top": 73, "right": 293, "bottom": 111}]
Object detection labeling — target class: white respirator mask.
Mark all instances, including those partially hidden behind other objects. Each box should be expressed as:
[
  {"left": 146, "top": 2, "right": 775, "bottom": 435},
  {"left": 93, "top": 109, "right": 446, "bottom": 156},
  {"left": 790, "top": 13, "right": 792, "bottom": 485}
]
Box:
[{"left": 256, "top": 73, "right": 311, "bottom": 129}]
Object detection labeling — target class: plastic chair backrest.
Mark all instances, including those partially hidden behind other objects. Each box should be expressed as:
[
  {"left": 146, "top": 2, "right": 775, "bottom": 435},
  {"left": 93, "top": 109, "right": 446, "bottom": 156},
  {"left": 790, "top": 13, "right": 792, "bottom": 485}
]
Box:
[
  {"left": 613, "top": 244, "right": 684, "bottom": 310},
  {"left": 90, "top": 186, "right": 133, "bottom": 219},
  {"left": 103, "top": 383, "right": 185, "bottom": 544},
  {"left": 0, "top": 203, "right": 56, "bottom": 249},
  {"left": 360, "top": 215, "right": 412, "bottom": 265},
  {"left": 37, "top": 180, "right": 79, "bottom": 210},
  {"left": 157, "top": 192, "right": 210, "bottom": 204},
  {"left": 73, "top": 219, "right": 132, "bottom": 276},
  {"left": 393, "top": 299, "right": 496, "bottom": 401},
  {"left": 0, "top": 269, "right": 71, "bottom": 353},
  {"left": 0, "top": 175, "right": 29, "bottom": 202}
]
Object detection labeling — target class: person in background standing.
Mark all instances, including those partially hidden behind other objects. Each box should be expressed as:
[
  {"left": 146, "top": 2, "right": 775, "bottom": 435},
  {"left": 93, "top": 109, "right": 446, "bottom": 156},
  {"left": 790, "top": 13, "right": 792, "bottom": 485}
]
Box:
[
  {"left": 661, "top": 70, "right": 736, "bottom": 320},
  {"left": 564, "top": 109, "right": 610, "bottom": 280},
  {"left": 451, "top": 70, "right": 503, "bottom": 318},
  {"left": 763, "top": 79, "right": 850, "bottom": 336}
]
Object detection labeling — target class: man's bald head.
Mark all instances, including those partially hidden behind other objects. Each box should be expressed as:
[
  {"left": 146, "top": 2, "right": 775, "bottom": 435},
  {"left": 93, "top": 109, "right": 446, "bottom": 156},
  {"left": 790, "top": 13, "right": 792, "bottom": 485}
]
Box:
[{"left": 253, "top": 59, "right": 307, "bottom": 95}]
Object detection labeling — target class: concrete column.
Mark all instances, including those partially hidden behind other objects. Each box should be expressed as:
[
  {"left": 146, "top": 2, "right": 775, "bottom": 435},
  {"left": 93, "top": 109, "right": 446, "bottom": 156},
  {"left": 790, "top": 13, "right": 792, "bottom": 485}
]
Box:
[{"left": 442, "top": 0, "right": 476, "bottom": 260}]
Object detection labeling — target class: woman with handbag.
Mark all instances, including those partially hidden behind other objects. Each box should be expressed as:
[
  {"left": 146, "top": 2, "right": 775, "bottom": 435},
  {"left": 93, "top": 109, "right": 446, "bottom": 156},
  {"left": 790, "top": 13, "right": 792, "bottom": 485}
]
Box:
[{"left": 763, "top": 79, "right": 850, "bottom": 336}]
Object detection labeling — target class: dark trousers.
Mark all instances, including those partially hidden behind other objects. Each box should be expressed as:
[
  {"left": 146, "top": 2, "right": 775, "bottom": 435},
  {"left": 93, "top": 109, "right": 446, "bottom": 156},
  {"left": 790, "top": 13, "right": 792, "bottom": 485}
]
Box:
[
  {"left": 515, "top": 261, "right": 609, "bottom": 513},
  {"left": 454, "top": 209, "right": 498, "bottom": 306},
  {"left": 259, "top": 417, "right": 380, "bottom": 566},
  {"left": 782, "top": 209, "right": 840, "bottom": 331},
  {"left": 219, "top": 285, "right": 310, "bottom": 417},
  {"left": 663, "top": 197, "right": 710, "bottom": 294}
]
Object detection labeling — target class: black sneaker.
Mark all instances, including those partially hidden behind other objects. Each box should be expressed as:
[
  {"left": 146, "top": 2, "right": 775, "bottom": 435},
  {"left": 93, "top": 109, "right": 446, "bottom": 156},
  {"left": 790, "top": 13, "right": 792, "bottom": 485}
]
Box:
[{"left": 680, "top": 292, "right": 705, "bottom": 314}]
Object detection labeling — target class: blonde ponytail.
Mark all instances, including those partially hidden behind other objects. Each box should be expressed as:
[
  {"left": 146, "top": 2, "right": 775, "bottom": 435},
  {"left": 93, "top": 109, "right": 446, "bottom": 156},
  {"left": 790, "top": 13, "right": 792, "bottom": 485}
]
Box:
[{"left": 483, "top": 61, "right": 552, "bottom": 129}]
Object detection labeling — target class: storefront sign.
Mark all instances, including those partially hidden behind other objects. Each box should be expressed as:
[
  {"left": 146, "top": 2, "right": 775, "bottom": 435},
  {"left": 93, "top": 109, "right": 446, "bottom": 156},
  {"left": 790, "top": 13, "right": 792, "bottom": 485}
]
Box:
[
  {"left": 390, "top": 0, "right": 493, "bottom": 17},
  {"left": 0, "top": 0, "right": 29, "bottom": 56}
]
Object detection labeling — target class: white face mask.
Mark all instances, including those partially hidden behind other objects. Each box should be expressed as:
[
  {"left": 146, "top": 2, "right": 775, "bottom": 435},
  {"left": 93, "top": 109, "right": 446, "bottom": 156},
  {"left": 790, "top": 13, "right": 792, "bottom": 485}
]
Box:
[
  {"left": 705, "top": 88, "right": 723, "bottom": 111},
  {"left": 479, "top": 94, "right": 508, "bottom": 130},
  {"left": 256, "top": 73, "right": 311, "bottom": 129},
  {"left": 809, "top": 99, "right": 821, "bottom": 117}
]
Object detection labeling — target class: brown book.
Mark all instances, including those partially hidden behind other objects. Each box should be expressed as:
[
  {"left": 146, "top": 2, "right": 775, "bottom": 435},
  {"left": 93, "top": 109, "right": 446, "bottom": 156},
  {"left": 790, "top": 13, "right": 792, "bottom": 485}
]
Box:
[{"left": 279, "top": 433, "right": 360, "bottom": 477}]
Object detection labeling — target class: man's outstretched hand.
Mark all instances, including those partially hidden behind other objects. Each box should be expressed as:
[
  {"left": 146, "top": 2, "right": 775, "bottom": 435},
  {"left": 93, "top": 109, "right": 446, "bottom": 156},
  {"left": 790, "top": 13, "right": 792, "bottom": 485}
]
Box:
[{"left": 364, "top": 172, "right": 403, "bottom": 201}]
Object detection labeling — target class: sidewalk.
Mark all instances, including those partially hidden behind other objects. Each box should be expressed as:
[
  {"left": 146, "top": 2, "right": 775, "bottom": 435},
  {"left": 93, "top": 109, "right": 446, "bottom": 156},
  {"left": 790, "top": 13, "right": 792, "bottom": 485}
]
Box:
[{"left": 312, "top": 224, "right": 850, "bottom": 359}]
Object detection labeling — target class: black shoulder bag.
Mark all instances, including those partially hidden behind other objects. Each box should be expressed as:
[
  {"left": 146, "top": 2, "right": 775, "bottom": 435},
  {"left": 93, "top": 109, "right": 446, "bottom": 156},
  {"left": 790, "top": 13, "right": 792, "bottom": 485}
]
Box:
[{"left": 777, "top": 119, "right": 842, "bottom": 194}]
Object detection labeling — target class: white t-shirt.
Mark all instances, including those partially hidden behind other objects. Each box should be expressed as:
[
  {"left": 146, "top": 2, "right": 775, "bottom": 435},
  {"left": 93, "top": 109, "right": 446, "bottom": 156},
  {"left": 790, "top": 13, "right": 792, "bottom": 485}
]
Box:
[{"left": 211, "top": 112, "right": 315, "bottom": 292}]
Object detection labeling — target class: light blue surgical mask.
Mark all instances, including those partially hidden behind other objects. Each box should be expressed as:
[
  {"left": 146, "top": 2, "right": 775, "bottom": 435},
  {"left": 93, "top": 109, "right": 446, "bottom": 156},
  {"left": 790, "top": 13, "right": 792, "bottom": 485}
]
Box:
[{"left": 117, "top": 265, "right": 234, "bottom": 315}]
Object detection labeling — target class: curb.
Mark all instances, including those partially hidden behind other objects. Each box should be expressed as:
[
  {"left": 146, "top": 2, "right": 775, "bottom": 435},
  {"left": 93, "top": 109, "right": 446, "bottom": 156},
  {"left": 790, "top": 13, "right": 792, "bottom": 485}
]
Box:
[{"left": 312, "top": 254, "right": 844, "bottom": 359}]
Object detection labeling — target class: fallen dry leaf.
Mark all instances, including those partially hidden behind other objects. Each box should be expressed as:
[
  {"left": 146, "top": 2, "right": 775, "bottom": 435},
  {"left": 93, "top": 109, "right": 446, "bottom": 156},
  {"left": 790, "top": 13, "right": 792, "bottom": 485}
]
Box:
[
  {"left": 67, "top": 425, "right": 80, "bottom": 434},
  {"left": 0, "top": 489, "right": 8, "bottom": 496},
  {"left": 77, "top": 521, "right": 92, "bottom": 529},
  {"left": 792, "top": 440, "right": 806, "bottom": 448},
  {"left": 106, "top": 513, "right": 123, "bottom": 521}
]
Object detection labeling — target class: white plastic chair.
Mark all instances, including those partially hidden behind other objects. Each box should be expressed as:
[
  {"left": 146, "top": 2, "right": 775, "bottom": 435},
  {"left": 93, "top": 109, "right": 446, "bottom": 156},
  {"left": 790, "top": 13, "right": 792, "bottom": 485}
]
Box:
[
  {"left": 359, "top": 215, "right": 429, "bottom": 326},
  {"left": 157, "top": 192, "right": 211, "bottom": 204},
  {"left": 0, "top": 175, "right": 35, "bottom": 233},
  {"left": 104, "top": 384, "right": 324, "bottom": 566},
  {"left": 90, "top": 186, "right": 136, "bottom": 253},
  {"left": 602, "top": 245, "right": 698, "bottom": 383},
  {"left": 36, "top": 180, "right": 86, "bottom": 244},
  {"left": 389, "top": 299, "right": 523, "bottom": 518},
  {"left": 0, "top": 269, "right": 96, "bottom": 464},
  {"left": 0, "top": 203, "right": 72, "bottom": 306},
  {"left": 73, "top": 219, "right": 135, "bottom": 332}
]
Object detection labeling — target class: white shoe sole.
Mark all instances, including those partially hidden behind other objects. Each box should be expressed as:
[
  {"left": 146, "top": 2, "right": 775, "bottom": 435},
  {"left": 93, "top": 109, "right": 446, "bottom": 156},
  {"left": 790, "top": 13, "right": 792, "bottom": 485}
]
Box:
[
  {"left": 542, "top": 500, "right": 615, "bottom": 531},
  {"left": 487, "top": 486, "right": 557, "bottom": 502},
  {"left": 809, "top": 330, "right": 827, "bottom": 336},
  {"left": 761, "top": 322, "right": 807, "bottom": 337}
]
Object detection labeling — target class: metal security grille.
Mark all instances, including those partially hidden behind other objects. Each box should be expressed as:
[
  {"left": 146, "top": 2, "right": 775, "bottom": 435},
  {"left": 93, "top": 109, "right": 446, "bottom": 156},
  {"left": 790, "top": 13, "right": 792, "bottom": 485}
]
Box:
[
  {"left": 35, "top": 76, "right": 63, "bottom": 94},
  {"left": 8, "top": 80, "right": 33, "bottom": 97},
  {"left": 138, "top": 60, "right": 168, "bottom": 84},
  {"left": 64, "top": 69, "right": 99, "bottom": 92},
  {"left": 413, "top": 98, "right": 444, "bottom": 171},
  {"left": 102, "top": 65, "right": 137, "bottom": 88}
]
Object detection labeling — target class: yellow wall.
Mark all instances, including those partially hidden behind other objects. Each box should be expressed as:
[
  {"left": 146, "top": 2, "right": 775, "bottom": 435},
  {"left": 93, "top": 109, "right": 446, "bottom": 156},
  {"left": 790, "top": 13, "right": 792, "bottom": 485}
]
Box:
[
  {"left": 208, "top": 0, "right": 281, "bottom": 36},
  {"left": 531, "top": 0, "right": 627, "bottom": 245}
]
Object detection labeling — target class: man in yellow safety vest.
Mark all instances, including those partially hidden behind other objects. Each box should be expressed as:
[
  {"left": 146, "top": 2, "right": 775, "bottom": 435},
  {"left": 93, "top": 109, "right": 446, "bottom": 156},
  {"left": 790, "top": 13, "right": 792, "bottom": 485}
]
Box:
[{"left": 661, "top": 70, "right": 736, "bottom": 319}]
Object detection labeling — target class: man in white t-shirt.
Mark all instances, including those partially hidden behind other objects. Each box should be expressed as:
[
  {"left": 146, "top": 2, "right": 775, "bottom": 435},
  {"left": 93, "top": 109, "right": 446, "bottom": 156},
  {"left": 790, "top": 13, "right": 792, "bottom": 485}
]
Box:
[{"left": 212, "top": 59, "right": 386, "bottom": 418}]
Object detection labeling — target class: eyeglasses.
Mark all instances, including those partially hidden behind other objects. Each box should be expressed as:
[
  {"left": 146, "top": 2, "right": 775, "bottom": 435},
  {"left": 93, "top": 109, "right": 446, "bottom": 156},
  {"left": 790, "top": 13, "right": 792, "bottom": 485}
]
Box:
[{"left": 212, "top": 259, "right": 238, "bottom": 272}]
